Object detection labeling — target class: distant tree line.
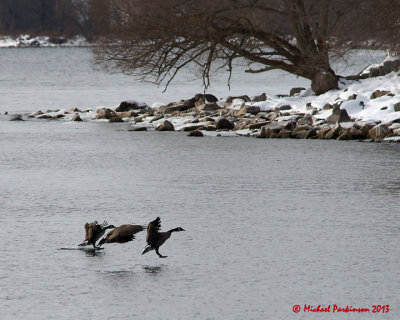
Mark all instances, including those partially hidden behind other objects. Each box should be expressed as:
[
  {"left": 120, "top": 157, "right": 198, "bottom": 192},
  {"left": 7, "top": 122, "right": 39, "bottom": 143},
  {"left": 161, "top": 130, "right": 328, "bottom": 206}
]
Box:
[{"left": 0, "top": 0, "right": 110, "bottom": 41}]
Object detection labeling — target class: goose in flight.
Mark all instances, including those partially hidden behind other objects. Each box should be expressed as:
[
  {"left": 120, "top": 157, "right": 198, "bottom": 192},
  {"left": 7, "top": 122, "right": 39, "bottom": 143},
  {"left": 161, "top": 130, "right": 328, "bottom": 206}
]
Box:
[
  {"left": 98, "top": 224, "right": 145, "bottom": 246},
  {"left": 79, "top": 221, "right": 115, "bottom": 248},
  {"left": 142, "top": 217, "right": 185, "bottom": 258}
]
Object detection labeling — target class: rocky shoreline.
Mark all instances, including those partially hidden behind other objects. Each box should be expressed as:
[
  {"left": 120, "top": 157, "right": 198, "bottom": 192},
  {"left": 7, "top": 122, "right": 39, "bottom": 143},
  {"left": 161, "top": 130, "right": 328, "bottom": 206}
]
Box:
[
  {"left": 5, "top": 90, "right": 400, "bottom": 144},
  {"left": 5, "top": 67, "right": 400, "bottom": 143}
]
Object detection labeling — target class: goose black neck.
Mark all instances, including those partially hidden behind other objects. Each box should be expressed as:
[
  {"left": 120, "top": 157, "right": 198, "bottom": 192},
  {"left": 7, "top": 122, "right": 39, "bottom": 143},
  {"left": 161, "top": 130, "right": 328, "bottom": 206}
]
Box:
[{"left": 168, "top": 227, "right": 182, "bottom": 233}]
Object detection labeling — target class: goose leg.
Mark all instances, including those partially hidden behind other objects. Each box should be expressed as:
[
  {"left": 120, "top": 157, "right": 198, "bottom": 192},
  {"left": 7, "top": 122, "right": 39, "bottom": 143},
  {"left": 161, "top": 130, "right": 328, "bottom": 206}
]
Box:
[{"left": 156, "top": 248, "right": 167, "bottom": 258}]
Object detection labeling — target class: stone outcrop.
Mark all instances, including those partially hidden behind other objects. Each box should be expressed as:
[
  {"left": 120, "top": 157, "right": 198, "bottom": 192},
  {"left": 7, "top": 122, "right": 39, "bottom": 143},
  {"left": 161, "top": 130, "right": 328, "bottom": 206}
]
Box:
[
  {"left": 196, "top": 102, "right": 221, "bottom": 112},
  {"left": 128, "top": 126, "right": 147, "bottom": 131},
  {"left": 71, "top": 113, "right": 83, "bottom": 121},
  {"left": 215, "top": 116, "right": 234, "bottom": 130},
  {"left": 311, "top": 71, "right": 338, "bottom": 95},
  {"left": 194, "top": 93, "right": 218, "bottom": 103},
  {"left": 95, "top": 108, "right": 116, "bottom": 120},
  {"left": 370, "top": 90, "right": 392, "bottom": 99},
  {"left": 290, "top": 87, "right": 306, "bottom": 96},
  {"left": 9, "top": 114, "right": 24, "bottom": 121},
  {"left": 187, "top": 130, "right": 204, "bottom": 137},
  {"left": 368, "top": 124, "right": 390, "bottom": 141},
  {"left": 326, "top": 107, "right": 351, "bottom": 124},
  {"left": 156, "top": 120, "right": 175, "bottom": 131},
  {"left": 116, "top": 100, "right": 148, "bottom": 112},
  {"left": 109, "top": 115, "right": 124, "bottom": 122},
  {"left": 237, "top": 105, "right": 261, "bottom": 115},
  {"left": 251, "top": 93, "right": 267, "bottom": 102}
]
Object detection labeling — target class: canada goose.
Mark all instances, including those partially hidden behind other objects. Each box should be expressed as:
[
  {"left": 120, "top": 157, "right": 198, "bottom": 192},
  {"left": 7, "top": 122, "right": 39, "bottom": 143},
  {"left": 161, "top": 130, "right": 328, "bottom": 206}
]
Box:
[
  {"left": 98, "top": 224, "right": 145, "bottom": 246},
  {"left": 79, "top": 221, "right": 115, "bottom": 248},
  {"left": 142, "top": 217, "right": 185, "bottom": 258}
]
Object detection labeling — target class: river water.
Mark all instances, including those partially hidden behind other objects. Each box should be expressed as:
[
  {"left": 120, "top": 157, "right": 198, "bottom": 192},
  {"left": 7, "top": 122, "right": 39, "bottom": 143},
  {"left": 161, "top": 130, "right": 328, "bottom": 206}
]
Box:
[{"left": 0, "top": 48, "right": 399, "bottom": 319}]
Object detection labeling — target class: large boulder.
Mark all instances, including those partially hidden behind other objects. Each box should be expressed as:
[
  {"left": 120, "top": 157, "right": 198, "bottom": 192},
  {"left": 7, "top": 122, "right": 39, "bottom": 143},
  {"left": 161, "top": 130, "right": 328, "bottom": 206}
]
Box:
[
  {"left": 194, "top": 93, "right": 218, "bottom": 103},
  {"left": 251, "top": 93, "right": 267, "bottom": 102},
  {"left": 128, "top": 126, "right": 147, "bottom": 131},
  {"left": 109, "top": 115, "right": 124, "bottom": 122},
  {"left": 259, "top": 124, "right": 283, "bottom": 138},
  {"left": 156, "top": 120, "right": 175, "bottom": 131},
  {"left": 71, "top": 113, "right": 83, "bottom": 121},
  {"left": 349, "top": 127, "right": 367, "bottom": 140},
  {"left": 215, "top": 116, "right": 234, "bottom": 130},
  {"left": 179, "top": 124, "right": 205, "bottom": 132},
  {"left": 317, "top": 127, "right": 332, "bottom": 139},
  {"left": 326, "top": 107, "right": 351, "bottom": 124},
  {"left": 290, "top": 87, "right": 306, "bottom": 96},
  {"left": 311, "top": 71, "right": 338, "bottom": 95},
  {"left": 115, "top": 100, "right": 148, "bottom": 112},
  {"left": 237, "top": 105, "right": 261, "bottom": 115},
  {"left": 95, "top": 108, "right": 116, "bottom": 120},
  {"left": 297, "top": 115, "right": 313, "bottom": 126},
  {"left": 368, "top": 124, "right": 390, "bottom": 141},
  {"left": 278, "top": 130, "right": 292, "bottom": 138},
  {"left": 325, "top": 124, "right": 343, "bottom": 139},
  {"left": 161, "top": 98, "right": 197, "bottom": 113},
  {"left": 196, "top": 102, "right": 221, "bottom": 112},
  {"left": 187, "top": 130, "right": 204, "bottom": 137},
  {"left": 248, "top": 121, "right": 270, "bottom": 130},
  {"left": 370, "top": 90, "right": 392, "bottom": 99},
  {"left": 225, "top": 95, "right": 251, "bottom": 104},
  {"left": 117, "top": 111, "right": 137, "bottom": 118},
  {"left": 336, "top": 130, "right": 353, "bottom": 140},
  {"left": 9, "top": 114, "right": 24, "bottom": 121},
  {"left": 359, "top": 123, "right": 375, "bottom": 136}
]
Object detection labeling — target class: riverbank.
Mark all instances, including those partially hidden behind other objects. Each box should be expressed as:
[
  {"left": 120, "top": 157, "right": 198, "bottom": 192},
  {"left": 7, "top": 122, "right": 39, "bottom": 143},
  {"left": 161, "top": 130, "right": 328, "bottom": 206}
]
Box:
[
  {"left": 0, "top": 34, "right": 90, "bottom": 48},
  {"left": 5, "top": 64, "right": 400, "bottom": 142}
]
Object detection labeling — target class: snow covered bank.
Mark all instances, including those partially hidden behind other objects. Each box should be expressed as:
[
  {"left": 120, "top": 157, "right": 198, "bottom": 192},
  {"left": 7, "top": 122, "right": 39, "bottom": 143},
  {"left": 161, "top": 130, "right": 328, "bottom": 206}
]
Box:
[
  {"left": 5, "top": 69, "right": 400, "bottom": 142},
  {"left": 0, "top": 35, "right": 90, "bottom": 48}
]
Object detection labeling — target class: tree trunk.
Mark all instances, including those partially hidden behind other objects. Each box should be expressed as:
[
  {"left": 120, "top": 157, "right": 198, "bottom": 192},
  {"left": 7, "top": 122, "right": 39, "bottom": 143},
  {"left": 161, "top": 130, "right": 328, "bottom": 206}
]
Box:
[{"left": 311, "top": 70, "right": 338, "bottom": 95}]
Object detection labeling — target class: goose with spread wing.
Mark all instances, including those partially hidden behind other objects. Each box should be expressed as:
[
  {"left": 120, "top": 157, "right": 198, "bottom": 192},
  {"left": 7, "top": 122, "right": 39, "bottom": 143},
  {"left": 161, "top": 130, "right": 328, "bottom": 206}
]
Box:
[
  {"left": 142, "top": 217, "right": 185, "bottom": 258},
  {"left": 98, "top": 224, "right": 145, "bottom": 246},
  {"left": 79, "top": 221, "right": 115, "bottom": 248}
]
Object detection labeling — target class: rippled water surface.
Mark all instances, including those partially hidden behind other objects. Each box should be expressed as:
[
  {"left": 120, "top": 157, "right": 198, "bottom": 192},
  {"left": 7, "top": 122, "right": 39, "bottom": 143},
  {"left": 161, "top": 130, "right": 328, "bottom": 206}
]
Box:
[
  {"left": 0, "top": 47, "right": 386, "bottom": 114},
  {"left": 1, "top": 48, "right": 399, "bottom": 319}
]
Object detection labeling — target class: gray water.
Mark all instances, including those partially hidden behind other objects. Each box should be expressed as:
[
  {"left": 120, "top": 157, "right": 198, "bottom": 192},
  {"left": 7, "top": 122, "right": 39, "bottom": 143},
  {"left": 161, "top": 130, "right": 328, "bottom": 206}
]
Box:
[
  {"left": 0, "top": 47, "right": 386, "bottom": 114},
  {"left": 1, "top": 48, "right": 399, "bottom": 320}
]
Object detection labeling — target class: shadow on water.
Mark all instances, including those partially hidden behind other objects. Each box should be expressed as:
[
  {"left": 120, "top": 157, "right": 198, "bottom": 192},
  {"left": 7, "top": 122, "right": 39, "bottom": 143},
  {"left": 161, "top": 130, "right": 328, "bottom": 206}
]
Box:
[
  {"left": 377, "top": 180, "right": 400, "bottom": 196},
  {"left": 142, "top": 265, "right": 167, "bottom": 276},
  {"left": 102, "top": 269, "right": 136, "bottom": 279}
]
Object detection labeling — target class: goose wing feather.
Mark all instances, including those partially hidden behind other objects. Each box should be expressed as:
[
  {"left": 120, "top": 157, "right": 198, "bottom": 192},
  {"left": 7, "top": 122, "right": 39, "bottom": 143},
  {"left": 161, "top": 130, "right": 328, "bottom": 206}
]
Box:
[
  {"left": 146, "top": 217, "right": 162, "bottom": 246},
  {"left": 104, "top": 224, "right": 144, "bottom": 244}
]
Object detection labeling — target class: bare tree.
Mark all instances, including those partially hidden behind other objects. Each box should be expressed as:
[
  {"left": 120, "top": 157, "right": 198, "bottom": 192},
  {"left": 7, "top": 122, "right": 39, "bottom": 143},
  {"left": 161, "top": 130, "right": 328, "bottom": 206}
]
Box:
[{"left": 94, "top": 0, "right": 364, "bottom": 95}]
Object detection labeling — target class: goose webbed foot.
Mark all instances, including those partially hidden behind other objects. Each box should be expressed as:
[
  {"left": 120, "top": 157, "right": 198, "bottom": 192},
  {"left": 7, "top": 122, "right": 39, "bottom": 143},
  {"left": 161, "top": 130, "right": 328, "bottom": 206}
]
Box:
[{"left": 156, "top": 249, "right": 167, "bottom": 258}]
